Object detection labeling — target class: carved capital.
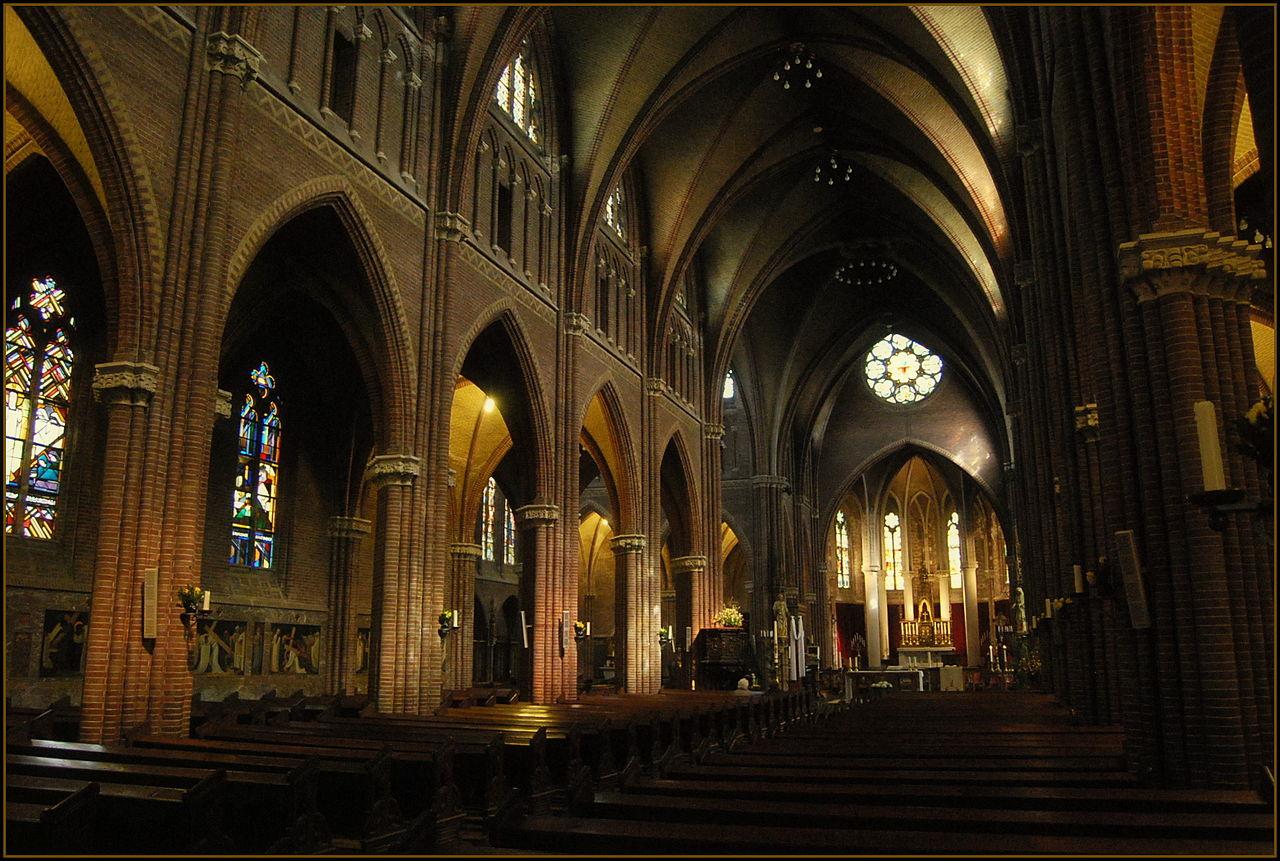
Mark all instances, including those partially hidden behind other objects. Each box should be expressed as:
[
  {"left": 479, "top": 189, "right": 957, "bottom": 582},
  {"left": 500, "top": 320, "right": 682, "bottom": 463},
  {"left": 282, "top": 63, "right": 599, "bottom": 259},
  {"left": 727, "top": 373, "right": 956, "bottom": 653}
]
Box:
[
  {"left": 214, "top": 388, "right": 233, "bottom": 419},
  {"left": 364, "top": 453, "right": 421, "bottom": 487},
  {"left": 646, "top": 378, "right": 666, "bottom": 396},
  {"left": 380, "top": 47, "right": 397, "bottom": 65},
  {"left": 355, "top": 22, "right": 373, "bottom": 42},
  {"left": 446, "top": 467, "right": 457, "bottom": 487},
  {"left": 328, "top": 516, "right": 372, "bottom": 539},
  {"left": 670, "top": 554, "right": 708, "bottom": 575},
  {"left": 609, "top": 533, "right": 648, "bottom": 554},
  {"left": 449, "top": 542, "right": 483, "bottom": 560},
  {"left": 406, "top": 71, "right": 423, "bottom": 91},
  {"left": 92, "top": 361, "right": 160, "bottom": 407},
  {"left": 751, "top": 474, "right": 790, "bottom": 491},
  {"left": 1073, "top": 403, "right": 1100, "bottom": 441},
  {"left": 1118, "top": 228, "right": 1266, "bottom": 303},
  {"left": 206, "top": 31, "right": 264, "bottom": 85},
  {"left": 1013, "top": 260, "right": 1035, "bottom": 289},
  {"left": 565, "top": 312, "right": 590, "bottom": 336},
  {"left": 514, "top": 502, "right": 560, "bottom": 526},
  {"left": 704, "top": 422, "right": 725, "bottom": 441},
  {"left": 434, "top": 210, "right": 471, "bottom": 242},
  {"left": 1016, "top": 123, "right": 1042, "bottom": 156},
  {"left": 1011, "top": 343, "right": 1028, "bottom": 366}
]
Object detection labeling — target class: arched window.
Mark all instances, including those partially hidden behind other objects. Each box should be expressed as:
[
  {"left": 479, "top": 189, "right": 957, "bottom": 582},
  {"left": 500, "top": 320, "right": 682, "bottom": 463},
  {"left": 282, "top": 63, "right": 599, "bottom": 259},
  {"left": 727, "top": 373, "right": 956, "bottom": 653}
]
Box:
[
  {"left": 604, "top": 186, "right": 626, "bottom": 239},
  {"left": 230, "top": 362, "right": 282, "bottom": 568},
  {"left": 947, "top": 511, "right": 962, "bottom": 590},
  {"left": 722, "top": 369, "right": 736, "bottom": 400},
  {"left": 504, "top": 505, "right": 517, "bottom": 564},
  {"left": 481, "top": 476, "right": 496, "bottom": 561},
  {"left": 495, "top": 43, "right": 539, "bottom": 143},
  {"left": 5, "top": 277, "right": 74, "bottom": 538},
  {"left": 883, "top": 510, "right": 902, "bottom": 590},
  {"left": 835, "top": 510, "right": 851, "bottom": 589}
]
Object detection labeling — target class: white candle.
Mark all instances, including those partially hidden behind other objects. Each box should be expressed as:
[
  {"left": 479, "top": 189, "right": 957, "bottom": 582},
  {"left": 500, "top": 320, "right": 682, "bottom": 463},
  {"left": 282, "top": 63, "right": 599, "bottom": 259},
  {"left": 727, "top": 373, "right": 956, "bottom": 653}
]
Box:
[
  {"left": 1073, "top": 565, "right": 1084, "bottom": 594},
  {"left": 202, "top": 590, "right": 211, "bottom": 611},
  {"left": 1045, "top": 598, "right": 1053, "bottom": 618},
  {"left": 586, "top": 621, "right": 591, "bottom": 637},
  {"left": 1194, "top": 400, "right": 1227, "bottom": 491},
  {"left": 454, "top": 608, "right": 461, "bottom": 629}
]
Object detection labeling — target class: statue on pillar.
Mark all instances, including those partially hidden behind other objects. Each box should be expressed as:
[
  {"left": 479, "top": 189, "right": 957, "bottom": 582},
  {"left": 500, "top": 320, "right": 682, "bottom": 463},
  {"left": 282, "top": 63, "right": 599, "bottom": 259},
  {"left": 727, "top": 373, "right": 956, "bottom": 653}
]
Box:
[
  {"left": 772, "top": 593, "right": 789, "bottom": 688},
  {"left": 1013, "top": 586, "right": 1027, "bottom": 634}
]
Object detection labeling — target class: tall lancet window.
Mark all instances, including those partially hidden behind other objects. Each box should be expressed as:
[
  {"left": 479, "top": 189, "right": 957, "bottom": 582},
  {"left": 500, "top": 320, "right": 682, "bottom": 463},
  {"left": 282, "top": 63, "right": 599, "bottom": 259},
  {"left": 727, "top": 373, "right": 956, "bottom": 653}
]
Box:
[
  {"left": 481, "top": 476, "right": 497, "bottom": 561},
  {"left": 883, "top": 510, "right": 902, "bottom": 590},
  {"left": 947, "top": 511, "right": 962, "bottom": 590},
  {"left": 604, "top": 186, "right": 626, "bottom": 239},
  {"left": 504, "top": 506, "right": 517, "bottom": 564},
  {"left": 495, "top": 43, "right": 539, "bottom": 143},
  {"left": 835, "top": 510, "right": 851, "bottom": 589},
  {"left": 231, "top": 361, "right": 282, "bottom": 568},
  {"left": 722, "top": 369, "right": 736, "bottom": 400},
  {"left": 5, "top": 277, "right": 74, "bottom": 538}
]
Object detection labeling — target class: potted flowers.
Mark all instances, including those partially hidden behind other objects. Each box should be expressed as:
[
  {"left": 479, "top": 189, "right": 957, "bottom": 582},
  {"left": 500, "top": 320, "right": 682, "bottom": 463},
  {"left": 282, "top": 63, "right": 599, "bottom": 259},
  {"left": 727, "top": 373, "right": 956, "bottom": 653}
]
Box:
[
  {"left": 573, "top": 620, "right": 590, "bottom": 643},
  {"left": 438, "top": 610, "right": 456, "bottom": 640},
  {"left": 177, "top": 585, "right": 208, "bottom": 642},
  {"left": 712, "top": 601, "right": 744, "bottom": 628},
  {"left": 1236, "top": 394, "right": 1273, "bottom": 486}
]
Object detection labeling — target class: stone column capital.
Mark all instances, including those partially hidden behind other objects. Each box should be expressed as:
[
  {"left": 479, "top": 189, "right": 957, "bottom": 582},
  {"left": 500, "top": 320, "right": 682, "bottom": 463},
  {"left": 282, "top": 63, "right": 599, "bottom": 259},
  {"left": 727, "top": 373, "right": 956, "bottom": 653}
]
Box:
[
  {"left": 328, "top": 516, "right": 372, "bottom": 539},
  {"left": 434, "top": 211, "right": 471, "bottom": 242},
  {"left": 1118, "top": 228, "right": 1266, "bottom": 303},
  {"left": 206, "top": 31, "right": 264, "bottom": 85},
  {"left": 609, "top": 533, "right": 647, "bottom": 554},
  {"left": 564, "top": 312, "right": 590, "bottom": 336},
  {"left": 214, "top": 388, "right": 234, "bottom": 419},
  {"left": 704, "top": 422, "right": 725, "bottom": 440},
  {"left": 364, "top": 452, "right": 421, "bottom": 487},
  {"left": 449, "top": 542, "right": 483, "bottom": 560},
  {"left": 514, "top": 502, "right": 560, "bottom": 526},
  {"left": 751, "top": 474, "right": 790, "bottom": 491},
  {"left": 92, "top": 360, "right": 160, "bottom": 407},
  {"left": 670, "top": 554, "right": 707, "bottom": 575}
]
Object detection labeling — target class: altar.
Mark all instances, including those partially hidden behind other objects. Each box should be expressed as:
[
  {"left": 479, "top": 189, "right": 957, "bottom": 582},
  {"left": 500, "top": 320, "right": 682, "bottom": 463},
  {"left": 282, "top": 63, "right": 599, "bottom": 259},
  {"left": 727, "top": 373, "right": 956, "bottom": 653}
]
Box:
[{"left": 896, "top": 599, "right": 954, "bottom": 671}]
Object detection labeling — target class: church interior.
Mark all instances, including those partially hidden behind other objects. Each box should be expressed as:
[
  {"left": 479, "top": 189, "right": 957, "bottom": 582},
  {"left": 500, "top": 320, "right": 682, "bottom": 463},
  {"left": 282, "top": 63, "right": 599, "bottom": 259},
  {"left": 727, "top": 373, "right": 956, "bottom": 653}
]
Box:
[{"left": 4, "top": 4, "right": 1275, "bottom": 855}]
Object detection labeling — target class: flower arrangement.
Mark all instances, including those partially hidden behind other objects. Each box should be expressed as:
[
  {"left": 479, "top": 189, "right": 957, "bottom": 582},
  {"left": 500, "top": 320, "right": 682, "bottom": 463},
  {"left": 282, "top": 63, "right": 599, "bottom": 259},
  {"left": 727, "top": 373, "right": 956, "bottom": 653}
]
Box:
[
  {"left": 657, "top": 626, "right": 672, "bottom": 648},
  {"left": 870, "top": 680, "right": 893, "bottom": 689},
  {"left": 438, "top": 610, "right": 456, "bottom": 628},
  {"left": 573, "top": 620, "right": 589, "bottom": 641},
  {"left": 177, "top": 585, "right": 206, "bottom": 612},
  {"left": 1236, "top": 394, "right": 1273, "bottom": 484},
  {"left": 712, "top": 602, "right": 744, "bottom": 628}
]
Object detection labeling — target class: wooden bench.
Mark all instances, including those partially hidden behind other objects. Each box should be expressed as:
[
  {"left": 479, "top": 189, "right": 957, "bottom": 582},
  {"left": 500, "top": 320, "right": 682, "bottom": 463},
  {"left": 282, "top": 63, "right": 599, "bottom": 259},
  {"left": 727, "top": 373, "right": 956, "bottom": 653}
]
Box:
[{"left": 6, "top": 780, "right": 98, "bottom": 853}]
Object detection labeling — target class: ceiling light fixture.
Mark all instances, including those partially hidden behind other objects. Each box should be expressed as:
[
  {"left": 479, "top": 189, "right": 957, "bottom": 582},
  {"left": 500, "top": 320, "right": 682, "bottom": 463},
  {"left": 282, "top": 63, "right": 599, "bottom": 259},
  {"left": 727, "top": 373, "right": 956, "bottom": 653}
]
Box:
[
  {"left": 813, "top": 150, "right": 854, "bottom": 185},
  {"left": 774, "top": 42, "right": 822, "bottom": 91}
]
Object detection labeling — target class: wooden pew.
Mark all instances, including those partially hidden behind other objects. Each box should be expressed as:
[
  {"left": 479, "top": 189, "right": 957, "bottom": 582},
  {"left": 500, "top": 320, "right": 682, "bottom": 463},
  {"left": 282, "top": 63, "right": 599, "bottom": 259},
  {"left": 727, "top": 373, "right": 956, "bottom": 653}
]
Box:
[{"left": 6, "top": 780, "right": 98, "bottom": 853}]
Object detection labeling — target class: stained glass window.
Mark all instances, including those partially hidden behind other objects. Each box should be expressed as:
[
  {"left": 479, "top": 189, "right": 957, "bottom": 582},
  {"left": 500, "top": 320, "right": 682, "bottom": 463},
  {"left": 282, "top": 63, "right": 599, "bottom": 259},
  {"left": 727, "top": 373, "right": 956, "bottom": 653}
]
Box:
[
  {"left": 504, "top": 505, "right": 516, "bottom": 565},
  {"left": 947, "top": 511, "right": 962, "bottom": 590},
  {"left": 722, "top": 370, "right": 736, "bottom": 400},
  {"left": 835, "top": 510, "right": 851, "bottom": 589},
  {"left": 883, "top": 511, "right": 902, "bottom": 590},
  {"left": 5, "top": 278, "right": 74, "bottom": 539},
  {"left": 230, "top": 361, "right": 282, "bottom": 568},
  {"left": 865, "top": 333, "right": 942, "bottom": 404},
  {"left": 495, "top": 44, "right": 539, "bottom": 143},
  {"left": 482, "top": 477, "right": 496, "bottom": 561},
  {"left": 605, "top": 186, "right": 626, "bottom": 239}
]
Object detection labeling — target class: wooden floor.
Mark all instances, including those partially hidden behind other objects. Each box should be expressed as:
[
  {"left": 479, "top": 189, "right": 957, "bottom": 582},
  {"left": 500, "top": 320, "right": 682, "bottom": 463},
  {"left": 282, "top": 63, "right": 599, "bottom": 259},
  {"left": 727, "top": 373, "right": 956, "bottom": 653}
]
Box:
[{"left": 496, "top": 691, "right": 1274, "bottom": 855}]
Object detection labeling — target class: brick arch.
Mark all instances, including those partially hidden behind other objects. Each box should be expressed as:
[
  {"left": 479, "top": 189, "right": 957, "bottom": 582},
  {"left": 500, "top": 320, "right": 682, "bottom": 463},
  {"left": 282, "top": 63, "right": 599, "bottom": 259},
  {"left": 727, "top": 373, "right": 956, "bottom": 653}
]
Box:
[
  {"left": 578, "top": 379, "right": 641, "bottom": 534},
  {"left": 220, "top": 175, "right": 416, "bottom": 452},
  {"left": 660, "top": 429, "right": 702, "bottom": 557},
  {"left": 1201, "top": 14, "right": 1246, "bottom": 235},
  {"left": 15, "top": 6, "right": 165, "bottom": 361},
  {"left": 450, "top": 301, "right": 554, "bottom": 502}
]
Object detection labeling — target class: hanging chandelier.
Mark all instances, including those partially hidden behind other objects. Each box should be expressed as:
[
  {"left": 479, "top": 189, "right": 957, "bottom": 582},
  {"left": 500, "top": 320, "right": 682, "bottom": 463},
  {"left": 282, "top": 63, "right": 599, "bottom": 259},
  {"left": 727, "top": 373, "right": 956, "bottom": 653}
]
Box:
[
  {"left": 833, "top": 255, "right": 899, "bottom": 287},
  {"left": 813, "top": 150, "right": 854, "bottom": 185},
  {"left": 774, "top": 42, "right": 822, "bottom": 91}
]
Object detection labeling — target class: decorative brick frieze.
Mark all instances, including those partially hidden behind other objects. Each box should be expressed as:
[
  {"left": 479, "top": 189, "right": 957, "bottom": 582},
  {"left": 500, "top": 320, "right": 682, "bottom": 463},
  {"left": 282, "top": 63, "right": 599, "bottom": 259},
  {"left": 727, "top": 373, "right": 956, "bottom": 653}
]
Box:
[
  {"left": 1118, "top": 228, "right": 1266, "bottom": 303},
  {"left": 670, "top": 555, "right": 707, "bottom": 575},
  {"left": 448, "top": 542, "right": 483, "bottom": 559},
  {"left": 206, "top": 31, "right": 264, "bottom": 85},
  {"left": 609, "top": 534, "right": 647, "bottom": 554},
  {"left": 514, "top": 502, "right": 560, "bottom": 526},
  {"left": 92, "top": 361, "right": 160, "bottom": 407}
]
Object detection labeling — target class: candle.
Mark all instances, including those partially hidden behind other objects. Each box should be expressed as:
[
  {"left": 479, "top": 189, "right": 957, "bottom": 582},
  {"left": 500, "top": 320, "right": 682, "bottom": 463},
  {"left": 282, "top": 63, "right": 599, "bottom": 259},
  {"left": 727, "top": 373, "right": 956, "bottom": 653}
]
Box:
[
  {"left": 1073, "top": 564, "right": 1084, "bottom": 594},
  {"left": 202, "top": 590, "right": 211, "bottom": 611},
  {"left": 586, "top": 621, "right": 591, "bottom": 637},
  {"left": 454, "top": 608, "right": 461, "bottom": 629},
  {"left": 1045, "top": 598, "right": 1053, "bottom": 618},
  {"left": 1194, "top": 400, "right": 1227, "bottom": 491},
  {"left": 1001, "top": 644, "right": 1008, "bottom": 669}
]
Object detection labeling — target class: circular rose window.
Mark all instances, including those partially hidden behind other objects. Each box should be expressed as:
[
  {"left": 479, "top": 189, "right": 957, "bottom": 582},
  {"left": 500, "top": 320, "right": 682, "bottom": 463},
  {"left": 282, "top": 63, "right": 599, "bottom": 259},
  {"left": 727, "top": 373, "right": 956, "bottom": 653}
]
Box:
[{"left": 865, "top": 333, "right": 942, "bottom": 404}]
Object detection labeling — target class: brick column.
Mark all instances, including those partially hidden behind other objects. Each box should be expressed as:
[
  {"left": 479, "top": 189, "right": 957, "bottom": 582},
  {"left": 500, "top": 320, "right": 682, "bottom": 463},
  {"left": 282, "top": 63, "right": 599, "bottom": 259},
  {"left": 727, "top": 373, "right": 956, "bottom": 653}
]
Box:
[
  {"left": 516, "top": 502, "right": 565, "bottom": 703},
  {"left": 670, "top": 554, "right": 707, "bottom": 688},
  {"left": 366, "top": 453, "right": 421, "bottom": 713},
  {"left": 610, "top": 533, "right": 653, "bottom": 692},
  {"left": 326, "top": 515, "right": 371, "bottom": 694},
  {"left": 443, "top": 542, "right": 481, "bottom": 690}
]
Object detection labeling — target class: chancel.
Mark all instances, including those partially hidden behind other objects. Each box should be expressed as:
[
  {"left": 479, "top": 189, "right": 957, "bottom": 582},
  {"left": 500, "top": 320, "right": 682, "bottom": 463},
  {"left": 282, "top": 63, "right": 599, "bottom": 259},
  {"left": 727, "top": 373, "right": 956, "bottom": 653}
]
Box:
[{"left": 3, "top": 3, "right": 1274, "bottom": 856}]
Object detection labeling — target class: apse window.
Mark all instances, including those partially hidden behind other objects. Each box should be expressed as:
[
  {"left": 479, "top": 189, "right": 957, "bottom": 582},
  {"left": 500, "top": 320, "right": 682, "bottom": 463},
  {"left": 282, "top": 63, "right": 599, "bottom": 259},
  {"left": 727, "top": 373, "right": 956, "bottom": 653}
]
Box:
[
  {"left": 230, "top": 361, "right": 282, "bottom": 568},
  {"left": 865, "top": 333, "right": 942, "bottom": 404},
  {"left": 5, "top": 277, "right": 74, "bottom": 539},
  {"left": 495, "top": 45, "right": 539, "bottom": 143},
  {"left": 722, "top": 369, "right": 736, "bottom": 400}
]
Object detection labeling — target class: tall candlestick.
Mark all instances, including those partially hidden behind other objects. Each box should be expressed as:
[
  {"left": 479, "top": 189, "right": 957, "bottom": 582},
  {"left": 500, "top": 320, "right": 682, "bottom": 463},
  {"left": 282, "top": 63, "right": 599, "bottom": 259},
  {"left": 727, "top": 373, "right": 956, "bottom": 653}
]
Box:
[{"left": 1194, "top": 400, "right": 1227, "bottom": 491}]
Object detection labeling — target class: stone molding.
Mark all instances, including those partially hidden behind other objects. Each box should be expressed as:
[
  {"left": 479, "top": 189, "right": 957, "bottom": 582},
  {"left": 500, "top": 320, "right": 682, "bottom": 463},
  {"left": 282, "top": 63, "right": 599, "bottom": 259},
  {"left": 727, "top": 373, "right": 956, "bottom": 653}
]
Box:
[
  {"left": 364, "top": 453, "right": 421, "bottom": 487},
  {"left": 92, "top": 360, "right": 160, "bottom": 407},
  {"left": 514, "top": 502, "right": 560, "bottom": 526},
  {"left": 449, "top": 542, "right": 483, "bottom": 559},
  {"left": 328, "top": 516, "right": 372, "bottom": 539},
  {"left": 1119, "top": 228, "right": 1266, "bottom": 303},
  {"left": 206, "top": 31, "right": 264, "bottom": 85},
  {"left": 609, "top": 534, "right": 647, "bottom": 554},
  {"left": 670, "top": 554, "right": 707, "bottom": 574}
]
